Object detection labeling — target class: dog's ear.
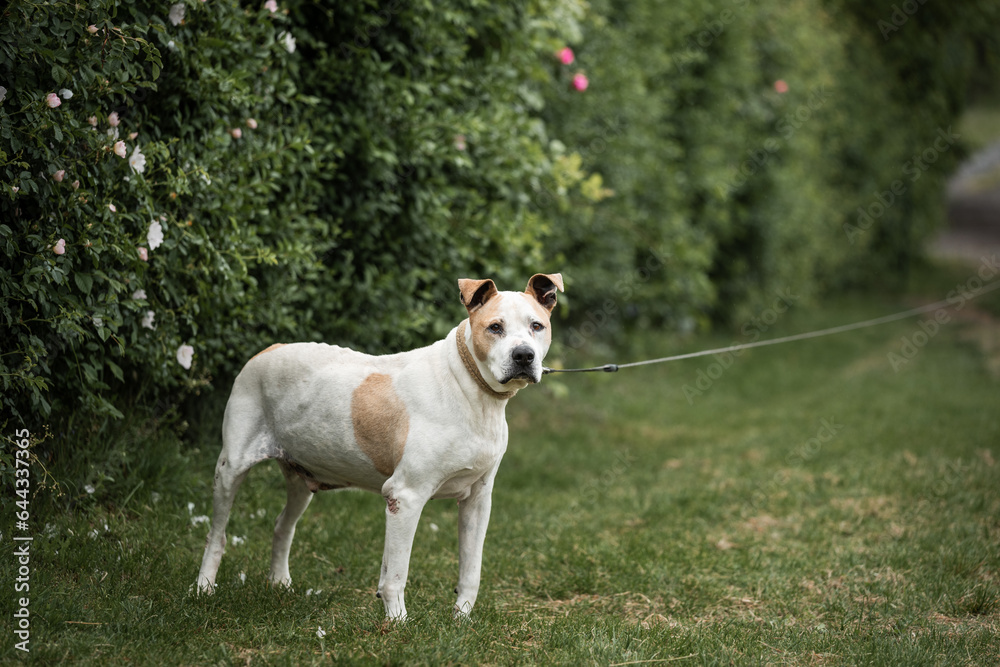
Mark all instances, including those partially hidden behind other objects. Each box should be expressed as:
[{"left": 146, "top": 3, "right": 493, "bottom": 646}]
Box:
[
  {"left": 458, "top": 278, "right": 499, "bottom": 313},
  {"left": 525, "top": 273, "right": 564, "bottom": 312}
]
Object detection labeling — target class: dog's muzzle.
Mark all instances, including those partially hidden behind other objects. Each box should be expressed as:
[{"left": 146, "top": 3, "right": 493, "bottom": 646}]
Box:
[{"left": 500, "top": 345, "right": 540, "bottom": 384}]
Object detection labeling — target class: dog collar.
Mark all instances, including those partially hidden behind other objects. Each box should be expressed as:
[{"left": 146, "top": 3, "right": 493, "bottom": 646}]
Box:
[{"left": 456, "top": 320, "right": 517, "bottom": 400}]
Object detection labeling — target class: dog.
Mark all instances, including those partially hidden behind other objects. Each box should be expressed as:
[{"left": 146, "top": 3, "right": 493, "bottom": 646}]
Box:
[{"left": 195, "top": 273, "right": 563, "bottom": 620}]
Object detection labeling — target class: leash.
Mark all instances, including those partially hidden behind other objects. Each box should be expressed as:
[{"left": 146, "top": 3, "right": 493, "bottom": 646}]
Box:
[{"left": 542, "top": 280, "right": 1000, "bottom": 375}]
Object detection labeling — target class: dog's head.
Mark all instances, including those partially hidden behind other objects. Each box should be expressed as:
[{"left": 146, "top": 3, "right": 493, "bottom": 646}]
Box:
[{"left": 458, "top": 273, "right": 564, "bottom": 390}]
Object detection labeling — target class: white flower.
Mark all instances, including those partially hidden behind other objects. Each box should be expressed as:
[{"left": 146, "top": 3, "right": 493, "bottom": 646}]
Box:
[
  {"left": 316, "top": 626, "right": 326, "bottom": 639},
  {"left": 87, "top": 25, "right": 99, "bottom": 34},
  {"left": 169, "top": 3, "right": 186, "bottom": 26},
  {"left": 231, "top": 535, "right": 245, "bottom": 546},
  {"left": 114, "top": 141, "right": 127, "bottom": 158},
  {"left": 147, "top": 220, "right": 163, "bottom": 249},
  {"left": 59, "top": 88, "right": 73, "bottom": 99},
  {"left": 0, "top": 86, "right": 7, "bottom": 103},
  {"left": 129, "top": 145, "right": 146, "bottom": 174},
  {"left": 177, "top": 344, "right": 194, "bottom": 369},
  {"left": 187, "top": 502, "right": 195, "bottom": 514},
  {"left": 239, "top": 572, "right": 247, "bottom": 583},
  {"left": 151, "top": 492, "right": 161, "bottom": 503},
  {"left": 265, "top": 0, "right": 278, "bottom": 12},
  {"left": 93, "top": 316, "right": 104, "bottom": 328},
  {"left": 108, "top": 111, "right": 119, "bottom": 127},
  {"left": 141, "top": 310, "right": 156, "bottom": 329},
  {"left": 84, "top": 484, "right": 95, "bottom": 494},
  {"left": 190, "top": 515, "right": 210, "bottom": 526},
  {"left": 167, "top": 40, "right": 177, "bottom": 51},
  {"left": 132, "top": 288, "right": 147, "bottom": 300},
  {"left": 280, "top": 31, "right": 296, "bottom": 53}
]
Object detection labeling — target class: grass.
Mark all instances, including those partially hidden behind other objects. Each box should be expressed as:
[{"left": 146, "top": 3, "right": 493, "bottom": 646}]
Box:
[{"left": 13, "top": 259, "right": 1000, "bottom": 665}]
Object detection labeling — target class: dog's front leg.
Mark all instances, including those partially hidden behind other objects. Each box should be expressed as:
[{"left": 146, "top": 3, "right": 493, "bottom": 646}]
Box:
[
  {"left": 454, "top": 471, "right": 497, "bottom": 618},
  {"left": 377, "top": 483, "right": 428, "bottom": 621}
]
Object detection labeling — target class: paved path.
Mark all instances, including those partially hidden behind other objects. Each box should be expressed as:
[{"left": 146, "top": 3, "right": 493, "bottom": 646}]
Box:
[{"left": 932, "top": 141, "right": 1000, "bottom": 260}]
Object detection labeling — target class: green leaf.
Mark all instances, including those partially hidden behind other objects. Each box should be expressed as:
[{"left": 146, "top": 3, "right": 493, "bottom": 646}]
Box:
[{"left": 74, "top": 273, "right": 94, "bottom": 295}]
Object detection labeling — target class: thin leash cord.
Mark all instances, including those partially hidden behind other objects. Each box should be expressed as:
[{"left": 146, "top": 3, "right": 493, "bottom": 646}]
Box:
[{"left": 543, "top": 279, "right": 1000, "bottom": 375}]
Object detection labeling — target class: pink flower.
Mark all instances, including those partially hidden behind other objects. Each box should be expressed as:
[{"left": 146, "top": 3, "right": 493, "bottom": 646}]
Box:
[
  {"left": 53, "top": 238, "right": 66, "bottom": 255},
  {"left": 88, "top": 25, "right": 99, "bottom": 34},
  {"left": 230, "top": 128, "right": 242, "bottom": 139},
  {"left": 108, "top": 111, "right": 119, "bottom": 127},
  {"left": 246, "top": 118, "right": 258, "bottom": 129},
  {"left": 72, "top": 180, "right": 80, "bottom": 189},
  {"left": 454, "top": 134, "right": 467, "bottom": 151},
  {"left": 109, "top": 203, "right": 117, "bottom": 213},
  {"left": 114, "top": 141, "right": 127, "bottom": 158},
  {"left": 138, "top": 246, "right": 148, "bottom": 261},
  {"left": 176, "top": 344, "right": 194, "bottom": 369},
  {"left": 572, "top": 73, "right": 589, "bottom": 92},
  {"left": 46, "top": 93, "right": 61, "bottom": 108},
  {"left": 129, "top": 131, "right": 138, "bottom": 140},
  {"left": 774, "top": 80, "right": 789, "bottom": 94},
  {"left": 558, "top": 47, "right": 575, "bottom": 65},
  {"left": 264, "top": 0, "right": 278, "bottom": 12},
  {"left": 87, "top": 116, "right": 98, "bottom": 127},
  {"left": 53, "top": 170, "right": 65, "bottom": 182}
]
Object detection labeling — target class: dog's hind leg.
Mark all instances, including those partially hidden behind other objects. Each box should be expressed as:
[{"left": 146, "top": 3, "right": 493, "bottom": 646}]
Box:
[
  {"left": 268, "top": 462, "right": 314, "bottom": 588},
  {"left": 195, "top": 397, "right": 271, "bottom": 594}
]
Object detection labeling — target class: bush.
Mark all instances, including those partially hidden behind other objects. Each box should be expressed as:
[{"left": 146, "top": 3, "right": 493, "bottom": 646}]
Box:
[
  {"left": 1, "top": 0, "right": 585, "bottom": 442},
  {"left": 540, "top": 0, "right": 999, "bottom": 342},
  {"left": 2, "top": 0, "right": 996, "bottom": 467}
]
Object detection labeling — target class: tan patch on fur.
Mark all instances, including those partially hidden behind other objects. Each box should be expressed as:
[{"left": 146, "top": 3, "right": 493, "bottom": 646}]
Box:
[
  {"left": 351, "top": 373, "right": 409, "bottom": 476},
  {"left": 468, "top": 295, "right": 507, "bottom": 363},
  {"left": 251, "top": 343, "right": 286, "bottom": 361}
]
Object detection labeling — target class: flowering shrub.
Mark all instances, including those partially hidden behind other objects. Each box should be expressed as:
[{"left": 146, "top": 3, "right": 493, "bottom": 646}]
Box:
[
  {"left": 0, "top": 0, "right": 586, "bottom": 434},
  {"left": 2, "top": 0, "right": 994, "bottom": 447},
  {"left": 541, "top": 0, "right": 998, "bottom": 333}
]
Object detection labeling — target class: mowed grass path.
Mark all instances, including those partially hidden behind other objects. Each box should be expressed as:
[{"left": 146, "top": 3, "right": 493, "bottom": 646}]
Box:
[{"left": 20, "top": 261, "right": 1000, "bottom": 665}]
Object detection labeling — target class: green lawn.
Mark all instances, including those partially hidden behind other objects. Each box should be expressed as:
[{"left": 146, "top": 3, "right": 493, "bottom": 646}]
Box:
[{"left": 15, "top": 260, "right": 1000, "bottom": 665}]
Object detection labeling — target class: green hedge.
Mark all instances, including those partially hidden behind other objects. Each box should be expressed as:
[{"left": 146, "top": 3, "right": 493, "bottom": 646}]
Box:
[
  {"left": 2, "top": 0, "right": 996, "bottom": 444},
  {"left": 542, "top": 0, "right": 998, "bottom": 342},
  {"left": 1, "top": 0, "right": 586, "bottom": 434}
]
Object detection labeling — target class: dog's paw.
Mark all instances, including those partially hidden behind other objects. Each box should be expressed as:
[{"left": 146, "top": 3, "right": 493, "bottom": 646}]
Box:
[{"left": 192, "top": 579, "right": 216, "bottom": 596}]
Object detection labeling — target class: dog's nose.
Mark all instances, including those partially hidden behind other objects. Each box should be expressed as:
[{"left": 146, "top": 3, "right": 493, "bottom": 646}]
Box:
[{"left": 512, "top": 345, "right": 535, "bottom": 366}]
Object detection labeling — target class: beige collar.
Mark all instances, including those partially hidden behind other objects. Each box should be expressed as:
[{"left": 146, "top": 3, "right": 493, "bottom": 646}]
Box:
[{"left": 456, "top": 320, "right": 516, "bottom": 400}]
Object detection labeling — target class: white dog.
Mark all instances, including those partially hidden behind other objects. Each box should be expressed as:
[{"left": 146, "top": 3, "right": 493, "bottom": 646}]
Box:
[{"left": 196, "top": 273, "right": 563, "bottom": 620}]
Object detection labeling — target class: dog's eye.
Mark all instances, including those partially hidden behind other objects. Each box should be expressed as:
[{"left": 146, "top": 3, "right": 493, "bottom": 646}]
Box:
[
  {"left": 488, "top": 322, "right": 504, "bottom": 335},
  {"left": 531, "top": 322, "right": 545, "bottom": 333}
]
